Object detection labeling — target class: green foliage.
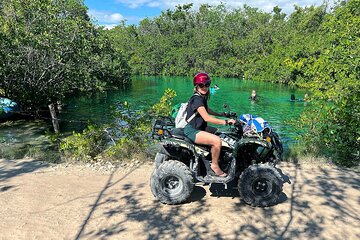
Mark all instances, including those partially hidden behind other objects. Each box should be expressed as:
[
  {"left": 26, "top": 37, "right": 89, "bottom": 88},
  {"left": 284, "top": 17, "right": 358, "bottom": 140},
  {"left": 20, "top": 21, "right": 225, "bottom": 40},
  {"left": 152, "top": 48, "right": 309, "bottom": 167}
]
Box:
[
  {"left": 295, "top": 0, "right": 360, "bottom": 166},
  {"left": 59, "top": 89, "right": 176, "bottom": 162},
  {"left": 149, "top": 88, "right": 177, "bottom": 117},
  {"left": 107, "top": 3, "right": 329, "bottom": 83},
  {"left": 0, "top": 0, "right": 130, "bottom": 110},
  {"left": 59, "top": 105, "right": 152, "bottom": 162},
  {"left": 59, "top": 125, "right": 109, "bottom": 162}
]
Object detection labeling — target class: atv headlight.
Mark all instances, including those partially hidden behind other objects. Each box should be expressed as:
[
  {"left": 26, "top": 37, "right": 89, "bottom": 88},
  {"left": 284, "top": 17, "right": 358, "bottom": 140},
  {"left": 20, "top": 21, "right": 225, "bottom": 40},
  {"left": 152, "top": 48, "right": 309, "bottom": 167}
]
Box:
[
  {"left": 158, "top": 129, "right": 164, "bottom": 135},
  {"left": 266, "top": 136, "right": 271, "bottom": 142}
]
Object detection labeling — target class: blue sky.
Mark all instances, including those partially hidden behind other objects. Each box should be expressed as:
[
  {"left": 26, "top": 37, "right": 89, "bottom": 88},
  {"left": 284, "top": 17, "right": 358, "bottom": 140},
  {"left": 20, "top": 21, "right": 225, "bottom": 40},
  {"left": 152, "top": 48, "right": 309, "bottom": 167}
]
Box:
[{"left": 84, "top": 0, "right": 330, "bottom": 28}]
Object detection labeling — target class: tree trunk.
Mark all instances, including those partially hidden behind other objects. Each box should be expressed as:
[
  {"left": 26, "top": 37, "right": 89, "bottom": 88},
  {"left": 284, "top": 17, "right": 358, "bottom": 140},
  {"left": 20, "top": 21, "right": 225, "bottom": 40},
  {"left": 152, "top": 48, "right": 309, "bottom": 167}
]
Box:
[{"left": 48, "top": 103, "right": 60, "bottom": 133}]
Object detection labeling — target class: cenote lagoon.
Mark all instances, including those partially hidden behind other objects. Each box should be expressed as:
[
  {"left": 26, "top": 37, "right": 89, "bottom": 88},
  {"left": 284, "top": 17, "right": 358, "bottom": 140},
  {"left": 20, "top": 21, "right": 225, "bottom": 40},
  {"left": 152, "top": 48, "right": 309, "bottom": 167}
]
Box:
[{"left": 0, "top": 76, "right": 309, "bottom": 158}]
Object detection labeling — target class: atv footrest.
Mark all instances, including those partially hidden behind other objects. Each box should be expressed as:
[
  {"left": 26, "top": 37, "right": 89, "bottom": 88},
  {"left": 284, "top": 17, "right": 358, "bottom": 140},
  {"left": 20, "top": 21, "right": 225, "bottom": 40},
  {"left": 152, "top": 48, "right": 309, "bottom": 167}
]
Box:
[{"left": 197, "top": 175, "right": 232, "bottom": 184}]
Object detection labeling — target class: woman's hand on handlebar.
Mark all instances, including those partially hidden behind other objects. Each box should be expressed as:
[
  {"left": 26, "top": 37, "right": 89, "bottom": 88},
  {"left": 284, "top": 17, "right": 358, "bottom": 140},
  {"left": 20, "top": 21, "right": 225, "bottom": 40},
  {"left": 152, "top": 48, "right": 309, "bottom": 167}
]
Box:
[{"left": 227, "top": 119, "right": 236, "bottom": 125}]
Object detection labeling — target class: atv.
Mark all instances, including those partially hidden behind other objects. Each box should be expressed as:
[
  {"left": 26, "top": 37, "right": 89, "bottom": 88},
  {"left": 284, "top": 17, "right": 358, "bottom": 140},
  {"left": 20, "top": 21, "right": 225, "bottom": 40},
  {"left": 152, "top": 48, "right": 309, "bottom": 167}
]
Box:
[{"left": 150, "top": 112, "right": 287, "bottom": 207}]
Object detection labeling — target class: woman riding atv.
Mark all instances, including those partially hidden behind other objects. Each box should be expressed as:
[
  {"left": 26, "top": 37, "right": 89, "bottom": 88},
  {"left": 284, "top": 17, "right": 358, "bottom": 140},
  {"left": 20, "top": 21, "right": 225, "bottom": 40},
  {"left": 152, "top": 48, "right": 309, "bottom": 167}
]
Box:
[{"left": 184, "top": 73, "right": 236, "bottom": 177}]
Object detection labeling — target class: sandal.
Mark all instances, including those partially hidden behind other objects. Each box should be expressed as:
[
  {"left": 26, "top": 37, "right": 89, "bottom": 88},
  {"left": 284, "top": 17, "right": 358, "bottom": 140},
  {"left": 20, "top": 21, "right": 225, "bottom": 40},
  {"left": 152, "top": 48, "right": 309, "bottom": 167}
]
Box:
[{"left": 210, "top": 167, "right": 228, "bottom": 177}]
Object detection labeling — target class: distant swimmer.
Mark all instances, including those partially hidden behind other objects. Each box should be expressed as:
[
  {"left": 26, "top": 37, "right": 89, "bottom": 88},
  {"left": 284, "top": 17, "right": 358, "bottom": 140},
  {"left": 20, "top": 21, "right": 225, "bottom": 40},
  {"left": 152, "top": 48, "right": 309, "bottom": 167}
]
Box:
[
  {"left": 249, "top": 90, "right": 257, "bottom": 101},
  {"left": 210, "top": 84, "right": 219, "bottom": 94},
  {"left": 290, "top": 94, "right": 307, "bottom": 102}
]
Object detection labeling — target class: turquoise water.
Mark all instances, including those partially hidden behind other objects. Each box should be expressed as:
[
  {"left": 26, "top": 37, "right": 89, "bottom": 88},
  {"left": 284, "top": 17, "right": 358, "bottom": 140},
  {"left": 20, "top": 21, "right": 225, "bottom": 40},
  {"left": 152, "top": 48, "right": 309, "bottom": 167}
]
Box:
[
  {"left": 0, "top": 76, "right": 309, "bottom": 157},
  {"left": 61, "top": 76, "right": 309, "bottom": 144}
]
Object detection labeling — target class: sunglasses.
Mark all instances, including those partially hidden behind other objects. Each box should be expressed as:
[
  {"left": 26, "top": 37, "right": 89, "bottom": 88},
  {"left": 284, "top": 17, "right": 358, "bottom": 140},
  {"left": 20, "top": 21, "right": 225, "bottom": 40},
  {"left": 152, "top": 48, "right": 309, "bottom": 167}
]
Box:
[{"left": 198, "top": 82, "right": 211, "bottom": 88}]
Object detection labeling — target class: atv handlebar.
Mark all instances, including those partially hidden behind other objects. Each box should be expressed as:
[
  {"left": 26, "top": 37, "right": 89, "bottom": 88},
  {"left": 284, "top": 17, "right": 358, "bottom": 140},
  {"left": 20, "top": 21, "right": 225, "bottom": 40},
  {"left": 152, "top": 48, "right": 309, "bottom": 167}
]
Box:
[
  {"left": 222, "top": 111, "right": 244, "bottom": 135},
  {"left": 222, "top": 111, "right": 237, "bottom": 118}
]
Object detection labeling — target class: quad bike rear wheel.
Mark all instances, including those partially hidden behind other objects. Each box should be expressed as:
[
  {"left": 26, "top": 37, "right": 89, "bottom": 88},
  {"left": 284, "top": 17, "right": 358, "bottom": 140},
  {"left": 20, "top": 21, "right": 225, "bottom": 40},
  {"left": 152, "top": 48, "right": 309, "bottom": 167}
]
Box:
[
  {"left": 238, "top": 163, "right": 283, "bottom": 207},
  {"left": 150, "top": 160, "right": 194, "bottom": 204}
]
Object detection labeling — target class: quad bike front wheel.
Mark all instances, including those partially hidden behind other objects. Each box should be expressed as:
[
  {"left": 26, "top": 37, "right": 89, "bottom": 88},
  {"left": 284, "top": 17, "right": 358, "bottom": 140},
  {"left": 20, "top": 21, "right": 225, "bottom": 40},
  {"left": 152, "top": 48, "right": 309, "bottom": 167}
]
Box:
[
  {"left": 150, "top": 160, "right": 194, "bottom": 204},
  {"left": 238, "top": 163, "right": 283, "bottom": 207}
]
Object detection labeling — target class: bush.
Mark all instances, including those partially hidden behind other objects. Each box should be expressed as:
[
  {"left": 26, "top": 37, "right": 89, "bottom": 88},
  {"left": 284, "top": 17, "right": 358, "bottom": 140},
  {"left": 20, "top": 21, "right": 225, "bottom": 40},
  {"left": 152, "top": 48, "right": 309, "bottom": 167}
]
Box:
[
  {"left": 59, "top": 89, "right": 177, "bottom": 163},
  {"left": 296, "top": 0, "right": 360, "bottom": 166}
]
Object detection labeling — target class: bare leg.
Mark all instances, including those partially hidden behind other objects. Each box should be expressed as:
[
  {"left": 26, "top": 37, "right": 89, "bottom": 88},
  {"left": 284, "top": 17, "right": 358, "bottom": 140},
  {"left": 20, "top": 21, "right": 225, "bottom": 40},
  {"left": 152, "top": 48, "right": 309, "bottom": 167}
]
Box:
[{"left": 195, "top": 131, "right": 226, "bottom": 176}]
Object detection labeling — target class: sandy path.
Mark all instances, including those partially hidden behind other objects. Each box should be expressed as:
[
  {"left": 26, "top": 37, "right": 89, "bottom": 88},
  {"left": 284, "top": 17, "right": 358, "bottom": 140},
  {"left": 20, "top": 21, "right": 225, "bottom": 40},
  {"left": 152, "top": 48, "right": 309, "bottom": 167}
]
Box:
[{"left": 0, "top": 157, "right": 359, "bottom": 240}]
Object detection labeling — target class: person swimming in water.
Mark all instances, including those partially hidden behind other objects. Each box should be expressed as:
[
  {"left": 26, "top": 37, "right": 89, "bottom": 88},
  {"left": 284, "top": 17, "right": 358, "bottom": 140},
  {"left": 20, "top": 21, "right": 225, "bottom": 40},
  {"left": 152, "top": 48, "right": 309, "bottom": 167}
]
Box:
[
  {"left": 209, "top": 84, "right": 220, "bottom": 94},
  {"left": 249, "top": 90, "right": 257, "bottom": 101}
]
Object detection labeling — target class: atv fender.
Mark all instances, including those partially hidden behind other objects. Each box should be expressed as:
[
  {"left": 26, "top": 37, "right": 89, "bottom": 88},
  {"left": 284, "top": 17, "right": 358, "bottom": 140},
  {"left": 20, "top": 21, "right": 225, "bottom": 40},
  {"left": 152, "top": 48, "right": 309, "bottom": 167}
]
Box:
[
  {"left": 235, "top": 137, "right": 271, "bottom": 148},
  {"left": 161, "top": 138, "right": 210, "bottom": 158},
  {"left": 154, "top": 152, "right": 168, "bottom": 169},
  {"left": 233, "top": 137, "right": 271, "bottom": 153}
]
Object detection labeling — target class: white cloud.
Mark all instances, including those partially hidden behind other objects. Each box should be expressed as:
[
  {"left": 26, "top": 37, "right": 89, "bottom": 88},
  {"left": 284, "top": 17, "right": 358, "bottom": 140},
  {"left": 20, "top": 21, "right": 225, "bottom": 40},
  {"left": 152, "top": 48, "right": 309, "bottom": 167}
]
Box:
[
  {"left": 115, "top": 0, "right": 156, "bottom": 9},
  {"left": 88, "top": 9, "right": 125, "bottom": 24},
  {"left": 116, "top": 0, "right": 329, "bottom": 14}
]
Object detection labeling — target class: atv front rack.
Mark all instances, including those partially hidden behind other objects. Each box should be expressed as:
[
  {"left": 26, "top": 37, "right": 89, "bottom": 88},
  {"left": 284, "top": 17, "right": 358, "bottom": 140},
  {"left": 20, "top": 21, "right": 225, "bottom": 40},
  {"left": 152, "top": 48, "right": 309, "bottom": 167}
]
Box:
[{"left": 151, "top": 116, "right": 175, "bottom": 140}]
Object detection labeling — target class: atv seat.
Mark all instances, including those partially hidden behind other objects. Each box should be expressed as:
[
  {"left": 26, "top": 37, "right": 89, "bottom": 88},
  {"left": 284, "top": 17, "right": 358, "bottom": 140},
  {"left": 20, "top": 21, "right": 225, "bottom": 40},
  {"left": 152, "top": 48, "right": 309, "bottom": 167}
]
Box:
[
  {"left": 170, "top": 128, "right": 193, "bottom": 144},
  {"left": 170, "top": 128, "right": 212, "bottom": 152},
  {"left": 171, "top": 126, "right": 218, "bottom": 139}
]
